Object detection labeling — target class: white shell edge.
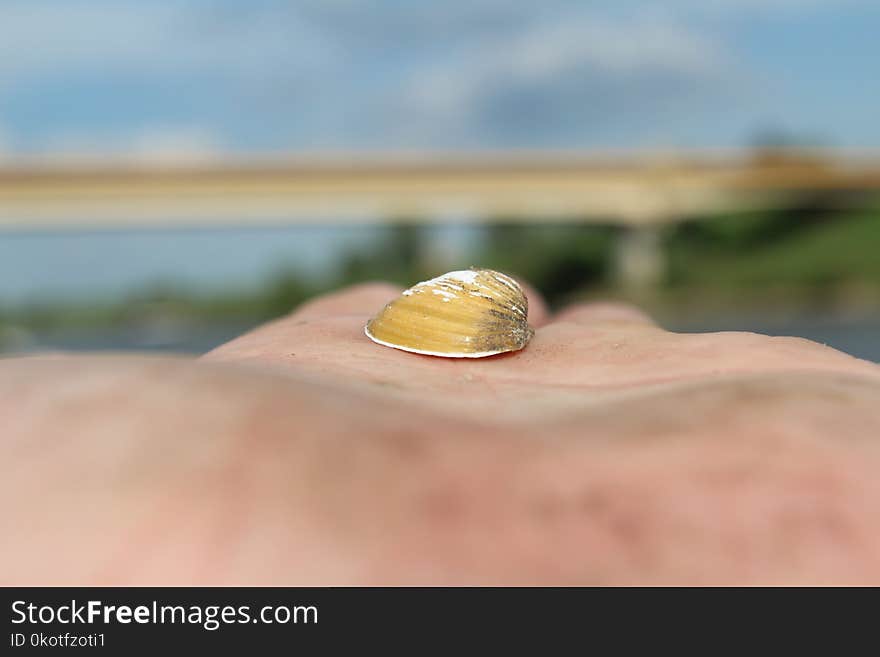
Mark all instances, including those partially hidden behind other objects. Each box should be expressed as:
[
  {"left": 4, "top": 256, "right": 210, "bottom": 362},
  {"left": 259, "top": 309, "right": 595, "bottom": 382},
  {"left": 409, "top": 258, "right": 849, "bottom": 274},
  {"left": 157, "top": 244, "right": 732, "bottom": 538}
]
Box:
[{"left": 364, "top": 324, "right": 515, "bottom": 358}]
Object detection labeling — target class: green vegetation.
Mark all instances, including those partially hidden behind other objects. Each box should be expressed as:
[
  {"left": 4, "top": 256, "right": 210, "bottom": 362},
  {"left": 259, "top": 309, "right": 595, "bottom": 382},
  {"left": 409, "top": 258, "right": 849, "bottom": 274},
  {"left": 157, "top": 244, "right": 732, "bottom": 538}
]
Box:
[
  {"left": 668, "top": 206, "right": 880, "bottom": 288},
  {"left": 480, "top": 224, "right": 616, "bottom": 304}
]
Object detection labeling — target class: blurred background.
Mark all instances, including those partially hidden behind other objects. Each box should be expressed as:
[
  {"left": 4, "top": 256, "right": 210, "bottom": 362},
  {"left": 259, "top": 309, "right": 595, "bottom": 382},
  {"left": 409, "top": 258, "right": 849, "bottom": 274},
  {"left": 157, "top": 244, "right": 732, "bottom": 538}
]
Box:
[{"left": 0, "top": 0, "right": 878, "bottom": 360}]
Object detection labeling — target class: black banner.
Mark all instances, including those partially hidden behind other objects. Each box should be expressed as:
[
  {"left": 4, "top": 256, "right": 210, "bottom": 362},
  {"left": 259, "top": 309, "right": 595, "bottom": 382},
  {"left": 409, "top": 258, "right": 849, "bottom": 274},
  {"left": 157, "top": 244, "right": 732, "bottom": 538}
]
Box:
[{"left": 0, "top": 587, "right": 868, "bottom": 650}]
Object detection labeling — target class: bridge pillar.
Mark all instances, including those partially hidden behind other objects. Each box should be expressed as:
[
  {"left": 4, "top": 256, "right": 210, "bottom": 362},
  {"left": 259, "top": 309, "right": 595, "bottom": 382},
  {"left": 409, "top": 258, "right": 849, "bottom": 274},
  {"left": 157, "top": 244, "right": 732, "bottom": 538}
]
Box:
[{"left": 613, "top": 225, "right": 666, "bottom": 290}]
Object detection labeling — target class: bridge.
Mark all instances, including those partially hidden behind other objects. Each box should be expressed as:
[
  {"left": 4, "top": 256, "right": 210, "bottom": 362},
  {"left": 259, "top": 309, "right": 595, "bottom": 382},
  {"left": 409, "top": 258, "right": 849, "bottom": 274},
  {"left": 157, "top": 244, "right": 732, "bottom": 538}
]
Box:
[{"left": 2, "top": 148, "right": 878, "bottom": 285}]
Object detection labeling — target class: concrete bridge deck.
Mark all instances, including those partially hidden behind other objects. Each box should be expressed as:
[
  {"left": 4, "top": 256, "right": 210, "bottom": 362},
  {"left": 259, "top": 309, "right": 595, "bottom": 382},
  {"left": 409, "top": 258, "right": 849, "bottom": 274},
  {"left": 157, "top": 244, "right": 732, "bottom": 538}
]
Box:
[{"left": 1, "top": 149, "right": 879, "bottom": 229}]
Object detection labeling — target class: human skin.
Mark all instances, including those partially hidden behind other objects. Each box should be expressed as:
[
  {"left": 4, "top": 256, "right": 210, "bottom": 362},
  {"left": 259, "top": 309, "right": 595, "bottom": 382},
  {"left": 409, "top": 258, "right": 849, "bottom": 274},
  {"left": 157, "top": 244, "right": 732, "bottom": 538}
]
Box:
[{"left": 2, "top": 282, "right": 880, "bottom": 585}]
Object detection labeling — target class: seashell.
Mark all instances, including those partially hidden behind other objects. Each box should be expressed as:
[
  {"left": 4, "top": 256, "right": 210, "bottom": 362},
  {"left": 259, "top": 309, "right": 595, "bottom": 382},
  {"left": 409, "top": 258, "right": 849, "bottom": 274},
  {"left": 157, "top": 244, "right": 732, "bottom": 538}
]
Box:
[{"left": 365, "top": 268, "right": 534, "bottom": 358}]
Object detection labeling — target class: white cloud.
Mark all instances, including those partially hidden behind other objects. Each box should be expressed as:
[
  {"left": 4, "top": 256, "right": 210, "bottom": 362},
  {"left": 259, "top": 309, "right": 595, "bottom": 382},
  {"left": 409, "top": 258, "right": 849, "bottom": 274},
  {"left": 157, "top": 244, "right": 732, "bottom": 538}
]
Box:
[
  {"left": 0, "top": 3, "right": 179, "bottom": 76},
  {"left": 395, "top": 13, "right": 731, "bottom": 145},
  {"left": 615, "top": 0, "right": 871, "bottom": 14},
  {"left": 128, "top": 126, "right": 224, "bottom": 164},
  {"left": 0, "top": 0, "right": 874, "bottom": 153},
  {"left": 0, "top": 124, "right": 9, "bottom": 161},
  {"left": 695, "top": 0, "right": 869, "bottom": 9},
  {"left": 28, "top": 125, "right": 224, "bottom": 164},
  {"left": 509, "top": 18, "right": 722, "bottom": 78},
  {"left": 0, "top": 1, "right": 339, "bottom": 81}
]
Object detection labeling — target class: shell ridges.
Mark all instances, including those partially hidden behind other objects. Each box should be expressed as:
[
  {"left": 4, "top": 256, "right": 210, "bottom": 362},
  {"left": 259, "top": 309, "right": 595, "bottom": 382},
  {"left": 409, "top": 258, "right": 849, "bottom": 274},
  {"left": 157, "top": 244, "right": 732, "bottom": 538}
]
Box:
[{"left": 364, "top": 267, "right": 534, "bottom": 358}]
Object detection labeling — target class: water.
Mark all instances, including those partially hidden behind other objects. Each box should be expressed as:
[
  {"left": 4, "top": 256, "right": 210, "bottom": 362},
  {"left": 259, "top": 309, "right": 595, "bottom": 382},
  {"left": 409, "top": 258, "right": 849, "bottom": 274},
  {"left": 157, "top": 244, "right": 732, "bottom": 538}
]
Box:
[
  {"left": 0, "top": 224, "right": 482, "bottom": 304},
  {"left": 666, "top": 314, "right": 880, "bottom": 363}
]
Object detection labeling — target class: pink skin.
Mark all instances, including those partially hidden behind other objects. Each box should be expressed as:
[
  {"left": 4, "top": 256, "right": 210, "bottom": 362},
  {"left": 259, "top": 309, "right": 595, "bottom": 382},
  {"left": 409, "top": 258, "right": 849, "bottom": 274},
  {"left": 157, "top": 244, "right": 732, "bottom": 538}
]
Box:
[{"left": 2, "top": 281, "right": 880, "bottom": 585}]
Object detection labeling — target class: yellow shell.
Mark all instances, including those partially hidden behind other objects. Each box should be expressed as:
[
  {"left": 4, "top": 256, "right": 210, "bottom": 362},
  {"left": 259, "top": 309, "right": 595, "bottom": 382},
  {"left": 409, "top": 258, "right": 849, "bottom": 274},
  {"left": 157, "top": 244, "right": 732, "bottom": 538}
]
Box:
[{"left": 364, "top": 268, "right": 534, "bottom": 358}]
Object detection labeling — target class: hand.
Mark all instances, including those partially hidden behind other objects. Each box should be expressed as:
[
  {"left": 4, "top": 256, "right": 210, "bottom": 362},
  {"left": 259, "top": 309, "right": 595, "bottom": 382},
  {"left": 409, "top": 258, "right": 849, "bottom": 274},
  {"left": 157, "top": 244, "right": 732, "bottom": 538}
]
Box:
[{"left": 2, "top": 282, "right": 880, "bottom": 584}]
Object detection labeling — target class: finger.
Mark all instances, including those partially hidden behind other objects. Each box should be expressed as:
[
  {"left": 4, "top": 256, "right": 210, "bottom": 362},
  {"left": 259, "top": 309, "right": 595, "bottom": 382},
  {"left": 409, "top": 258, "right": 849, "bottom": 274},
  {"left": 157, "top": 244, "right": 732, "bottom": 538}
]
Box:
[
  {"left": 513, "top": 279, "right": 550, "bottom": 328},
  {"left": 203, "top": 282, "right": 403, "bottom": 359},
  {"left": 291, "top": 282, "right": 403, "bottom": 319},
  {"left": 552, "top": 301, "right": 656, "bottom": 328}
]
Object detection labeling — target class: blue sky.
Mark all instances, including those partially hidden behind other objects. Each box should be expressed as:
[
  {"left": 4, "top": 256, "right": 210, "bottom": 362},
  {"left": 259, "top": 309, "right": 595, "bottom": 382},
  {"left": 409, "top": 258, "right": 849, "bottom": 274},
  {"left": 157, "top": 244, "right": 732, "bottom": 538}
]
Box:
[{"left": 1, "top": 0, "right": 879, "bottom": 157}]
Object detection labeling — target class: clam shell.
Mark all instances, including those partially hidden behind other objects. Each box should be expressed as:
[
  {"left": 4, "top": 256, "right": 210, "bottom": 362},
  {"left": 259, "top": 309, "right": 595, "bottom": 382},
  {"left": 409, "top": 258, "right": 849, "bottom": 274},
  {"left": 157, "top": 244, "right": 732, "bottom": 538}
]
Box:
[{"left": 364, "top": 268, "right": 534, "bottom": 358}]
